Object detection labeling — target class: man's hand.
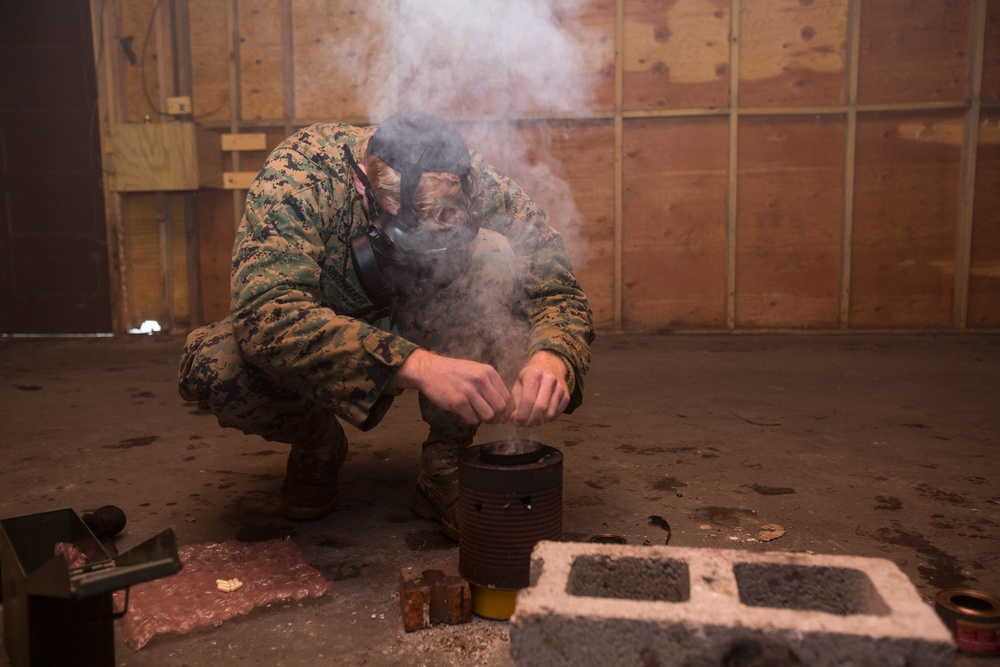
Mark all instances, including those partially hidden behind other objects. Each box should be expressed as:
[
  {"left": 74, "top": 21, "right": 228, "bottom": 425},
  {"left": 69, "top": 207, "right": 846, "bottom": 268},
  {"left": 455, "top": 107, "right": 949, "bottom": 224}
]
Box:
[
  {"left": 396, "top": 349, "right": 513, "bottom": 425},
  {"left": 511, "top": 350, "right": 571, "bottom": 427}
]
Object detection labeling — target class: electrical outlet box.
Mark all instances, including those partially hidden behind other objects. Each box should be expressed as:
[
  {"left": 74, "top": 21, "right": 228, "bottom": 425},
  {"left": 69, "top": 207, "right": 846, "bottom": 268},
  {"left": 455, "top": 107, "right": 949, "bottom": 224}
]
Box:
[{"left": 166, "top": 96, "right": 192, "bottom": 115}]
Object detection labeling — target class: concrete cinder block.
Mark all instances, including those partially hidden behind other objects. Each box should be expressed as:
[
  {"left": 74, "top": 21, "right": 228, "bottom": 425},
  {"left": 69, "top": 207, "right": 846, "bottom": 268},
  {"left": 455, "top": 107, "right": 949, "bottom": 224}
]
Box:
[
  {"left": 399, "top": 564, "right": 472, "bottom": 632},
  {"left": 510, "top": 541, "right": 955, "bottom": 667}
]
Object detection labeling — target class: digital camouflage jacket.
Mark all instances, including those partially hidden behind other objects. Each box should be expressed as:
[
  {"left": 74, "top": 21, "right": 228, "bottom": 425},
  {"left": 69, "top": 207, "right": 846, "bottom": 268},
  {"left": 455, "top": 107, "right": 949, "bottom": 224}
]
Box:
[{"left": 231, "top": 123, "right": 594, "bottom": 430}]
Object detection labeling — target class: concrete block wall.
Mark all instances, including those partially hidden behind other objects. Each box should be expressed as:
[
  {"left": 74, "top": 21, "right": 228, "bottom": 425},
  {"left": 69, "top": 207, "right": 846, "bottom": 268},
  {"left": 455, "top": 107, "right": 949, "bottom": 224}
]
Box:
[{"left": 510, "top": 541, "right": 955, "bottom": 667}]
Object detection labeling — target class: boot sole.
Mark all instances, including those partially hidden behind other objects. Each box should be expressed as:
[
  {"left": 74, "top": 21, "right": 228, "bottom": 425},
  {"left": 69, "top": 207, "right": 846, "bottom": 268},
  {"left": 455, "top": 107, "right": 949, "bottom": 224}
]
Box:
[
  {"left": 279, "top": 495, "right": 338, "bottom": 521},
  {"left": 411, "top": 488, "right": 460, "bottom": 542}
]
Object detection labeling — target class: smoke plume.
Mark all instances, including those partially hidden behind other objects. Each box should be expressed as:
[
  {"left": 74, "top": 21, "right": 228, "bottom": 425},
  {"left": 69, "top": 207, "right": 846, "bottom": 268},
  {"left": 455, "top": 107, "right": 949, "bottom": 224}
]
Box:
[
  {"left": 344, "top": 0, "right": 603, "bottom": 405},
  {"left": 352, "top": 0, "right": 606, "bottom": 261}
]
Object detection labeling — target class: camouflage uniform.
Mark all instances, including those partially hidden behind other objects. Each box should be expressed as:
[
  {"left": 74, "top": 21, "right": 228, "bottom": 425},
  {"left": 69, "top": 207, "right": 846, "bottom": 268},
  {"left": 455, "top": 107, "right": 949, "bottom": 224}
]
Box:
[{"left": 178, "top": 122, "right": 594, "bottom": 523}]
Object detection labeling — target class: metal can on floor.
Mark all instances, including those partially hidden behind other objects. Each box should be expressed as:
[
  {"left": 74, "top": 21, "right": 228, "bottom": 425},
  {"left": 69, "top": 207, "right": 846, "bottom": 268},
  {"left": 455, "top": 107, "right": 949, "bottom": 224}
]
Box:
[
  {"left": 934, "top": 588, "right": 1000, "bottom": 655},
  {"left": 458, "top": 440, "right": 562, "bottom": 620}
]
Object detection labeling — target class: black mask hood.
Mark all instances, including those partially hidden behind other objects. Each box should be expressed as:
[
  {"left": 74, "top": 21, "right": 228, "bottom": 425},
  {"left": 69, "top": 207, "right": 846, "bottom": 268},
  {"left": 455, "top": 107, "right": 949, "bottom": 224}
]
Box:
[
  {"left": 348, "top": 111, "right": 479, "bottom": 314},
  {"left": 366, "top": 110, "right": 473, "bottom": 236}
]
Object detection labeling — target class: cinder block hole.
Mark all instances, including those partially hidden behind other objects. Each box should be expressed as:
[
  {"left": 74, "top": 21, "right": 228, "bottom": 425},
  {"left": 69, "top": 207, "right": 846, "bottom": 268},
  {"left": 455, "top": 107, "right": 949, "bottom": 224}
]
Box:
[
  {"left": 734, "top": 563, "right": 890, "bottom": 616},
  {"left": 566, "top": 555, "right": 690, "bottom": 602}
]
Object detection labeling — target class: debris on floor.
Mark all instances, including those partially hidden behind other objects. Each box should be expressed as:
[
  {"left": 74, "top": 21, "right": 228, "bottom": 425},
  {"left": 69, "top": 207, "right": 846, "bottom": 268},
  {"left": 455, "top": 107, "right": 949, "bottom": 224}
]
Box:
[
  {"left": 757, "top": 523, "right": 786, "bottom": 542},
  {"left": 119, "top": 537, "right": 331, "bottom": 650},
  {"left": 648, "top": 514, "right": 672, "bottom": 545}
]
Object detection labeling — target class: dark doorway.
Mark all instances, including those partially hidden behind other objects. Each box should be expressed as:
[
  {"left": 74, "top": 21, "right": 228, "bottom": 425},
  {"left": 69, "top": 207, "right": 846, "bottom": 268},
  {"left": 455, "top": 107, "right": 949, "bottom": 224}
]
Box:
[{"left": 0, "top": 0, "right": 112, "bottom": 334}]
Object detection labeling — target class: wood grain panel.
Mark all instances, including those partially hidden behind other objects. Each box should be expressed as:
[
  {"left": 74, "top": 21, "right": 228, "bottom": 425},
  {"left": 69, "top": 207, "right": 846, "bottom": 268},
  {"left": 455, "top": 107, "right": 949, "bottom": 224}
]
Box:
[
  {"left": 100, "top": 0, "right": 1000, "bottom": 332},
  {"left": 623, "top": 0, "right": 730, "bottom": 111},
  {"left": 508, "top": 0, "right": 616, "bottom": 114},
  {"left": 968, "top": 113, "right": 1000, "bottom": 326},
  {"left": 169, "top": 194, "right": 190, "bottom": 323},
  {"left": 736, "top": 116, "right": 844, "bottom": 327},
  {"left": 507, "top": 121, "right": 616, "bottom": 329},
  {"left": 857, "top": 0, "right": 970, "bottom": 104},
  {"left": 850, "top": 112, "right": 963, "bottom": 327},
  {"left": 394, "top": 1, "right": 614, "bottom": 116},
  {"left": 111, "top": 123, "right": 198, "bottom": 191},
  {"left": 188, "top": 0, "right": 230, "bottom": 122},
  {"left": 124, "top": 193, "right": 162, "bottom": 322},
  {"left": 293, "top": 0, "right": 394, "bottom": 121},
  {"left": 123, "top": 193, "right": 191, "bottom": 326},
  {"left": 984, "top": 0, "right": 1000, "bottom": 101},
  {"left": 196, "top": 188, "right": 238, "bottom": 322},
  {"left": 394, "top": 1, "right": 507, "bottom": 116},
  {"left": 456, "top": 121, "right": 514, "bottom": 175},
  {"left": 622, "top": 117, "right": 728, "bottom": 329},
  {"left": 239, "top": 0, "right": 285, "bottom": 121},
  {"left": 740, "top": 0, "right": 848, "bottom": 107},
  {"left": 121, "top": 0, "right": 159, "bottom": 122}
]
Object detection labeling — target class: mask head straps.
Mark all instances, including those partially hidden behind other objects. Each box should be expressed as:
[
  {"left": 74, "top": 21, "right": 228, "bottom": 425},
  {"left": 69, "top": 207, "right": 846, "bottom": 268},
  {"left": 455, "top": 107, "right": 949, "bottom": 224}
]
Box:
[
  {"left": 343, "top": 145, "right": 380, "bottom": 220},
  {"left": 367, "top": 111, "right": 473, "bottom": 240}
]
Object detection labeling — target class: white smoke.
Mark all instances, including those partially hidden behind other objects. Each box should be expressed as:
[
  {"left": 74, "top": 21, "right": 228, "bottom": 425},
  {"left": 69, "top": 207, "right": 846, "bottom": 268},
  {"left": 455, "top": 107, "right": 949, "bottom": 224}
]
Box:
[
  {"left": 393, "top": 0, "right": 601, "bottom": 115},
  {"left": 338, "top": 0, "right": 603, "bottom": 399},
  {"left": 349, "top": 0, "right": 606, "bottom": 260}
]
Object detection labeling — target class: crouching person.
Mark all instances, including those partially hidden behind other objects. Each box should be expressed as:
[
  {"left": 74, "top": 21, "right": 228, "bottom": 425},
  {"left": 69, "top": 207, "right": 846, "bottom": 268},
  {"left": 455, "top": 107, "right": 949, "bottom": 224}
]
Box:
[{"left": 178, "top": 111, "right": 593, "bottom": 540}]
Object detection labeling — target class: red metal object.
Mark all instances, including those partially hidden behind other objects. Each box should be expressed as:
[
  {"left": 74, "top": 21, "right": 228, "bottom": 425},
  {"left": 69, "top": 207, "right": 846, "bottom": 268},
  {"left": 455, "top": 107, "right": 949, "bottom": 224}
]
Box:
[{"left": 936, "top": 589, "right": 1000, "bottom": 655}]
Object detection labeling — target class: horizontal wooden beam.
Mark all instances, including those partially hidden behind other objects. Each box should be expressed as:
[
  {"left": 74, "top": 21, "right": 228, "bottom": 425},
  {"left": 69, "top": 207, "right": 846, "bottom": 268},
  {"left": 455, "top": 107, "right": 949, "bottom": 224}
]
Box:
[
  {"left": 194, "top": 99, "right": 984, "bottom": 133},
  {"left": 222, "top": 172, "right": 257, "bottom": 189},
  {"left": 221, "top": 132, "right": 267, "bottom": 151}
]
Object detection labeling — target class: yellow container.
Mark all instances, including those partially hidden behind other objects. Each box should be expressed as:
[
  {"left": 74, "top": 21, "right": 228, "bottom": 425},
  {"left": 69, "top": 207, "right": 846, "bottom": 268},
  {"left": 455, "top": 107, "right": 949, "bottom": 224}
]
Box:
[{"left": 470, "top": 585, "right": 520, "bottom": 620}]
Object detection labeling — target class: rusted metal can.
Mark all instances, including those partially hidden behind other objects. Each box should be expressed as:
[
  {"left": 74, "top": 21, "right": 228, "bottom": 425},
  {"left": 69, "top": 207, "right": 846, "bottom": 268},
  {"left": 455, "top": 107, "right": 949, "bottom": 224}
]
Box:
[
  {"left": 458, "top": 440, "right": 562, "bottom": 618},
  {"left": 934, "top": 588, "right": 1000, "bottom": 655}
]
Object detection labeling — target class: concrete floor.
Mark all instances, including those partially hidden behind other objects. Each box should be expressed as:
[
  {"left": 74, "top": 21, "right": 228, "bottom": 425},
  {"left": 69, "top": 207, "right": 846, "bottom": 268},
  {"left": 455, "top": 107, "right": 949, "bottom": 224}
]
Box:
[{"left": 1, "top": 333, "right": 998, "bottom": 666}]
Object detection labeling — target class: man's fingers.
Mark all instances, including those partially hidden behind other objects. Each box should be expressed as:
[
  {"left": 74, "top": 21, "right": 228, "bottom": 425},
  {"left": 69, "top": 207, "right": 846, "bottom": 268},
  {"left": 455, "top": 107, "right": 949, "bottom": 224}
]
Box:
[
  {"left": 512, "top": 369, "right": 572, "bottom": 427},
  {"left": 487, "top": 371, "right": 514, "bottom": 423},
  {"left": 453, "top": 386, "right": 505, "bottom": 425},
  {"left": 399, "top": 351, "right": 513, "bottom": 424},
  {"left": 512, "top": 372, "right": 541, "bottom": 425},
  {"left": 526, "top": 381, "right": 553, "bottom": 426},
  {"left": 443, "top": 364, "right": 511, "bottom": 425},
  {"left": 453, "top": 400, "right": 480, "bottom": 425},
  {"left": 555, "top": 387, "right": 570, "bottom": 415},
  {"left": 472, "top": 369, "right": 511, "bottom": 423},
  {"left": 526, "top": 377, "right": 559, "bottom": 426},
  {"left": 468, "top": 381, "right": 512, "bottom": 424}
]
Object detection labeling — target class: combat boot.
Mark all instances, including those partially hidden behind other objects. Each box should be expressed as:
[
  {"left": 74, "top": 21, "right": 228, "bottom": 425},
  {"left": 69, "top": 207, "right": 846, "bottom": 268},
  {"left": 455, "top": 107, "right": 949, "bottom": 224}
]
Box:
[
  {"left": 279, "top": 414, "right": 348, "bottom": 521},
  {"left": 411, "top": 433, "right": 474, "bottom": 541}
]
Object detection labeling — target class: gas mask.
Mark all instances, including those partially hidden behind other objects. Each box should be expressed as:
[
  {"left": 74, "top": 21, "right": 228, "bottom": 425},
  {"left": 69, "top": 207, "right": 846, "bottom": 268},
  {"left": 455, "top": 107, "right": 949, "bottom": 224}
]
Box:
[{"left": 345, "top": 112, "right": 479, "bottom": 314}]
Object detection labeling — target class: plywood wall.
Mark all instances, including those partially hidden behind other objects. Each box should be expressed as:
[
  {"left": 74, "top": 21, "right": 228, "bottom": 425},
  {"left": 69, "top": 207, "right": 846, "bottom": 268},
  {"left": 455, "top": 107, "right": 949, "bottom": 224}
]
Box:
[
  {"left": 622, "top": 117, "right": 729, "bottom": 329},
  {"left": 851, "top": 112, "right": 963, "bottom": 327},
  {"left": 969, "top": 0, "right": 1000, "bottom": 327},
  {"left": 92, "top": 0, "right": 1000, "bottom": 333},
  {"left": 735, "top": 116, "right": 844, "bottom": 328}
]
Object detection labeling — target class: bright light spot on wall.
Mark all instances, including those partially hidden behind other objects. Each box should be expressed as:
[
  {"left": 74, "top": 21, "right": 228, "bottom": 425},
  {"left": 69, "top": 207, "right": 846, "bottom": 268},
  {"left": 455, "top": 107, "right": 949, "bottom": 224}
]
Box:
[{"left": 128, "top": 320, "right": 162, "bottom": 335}]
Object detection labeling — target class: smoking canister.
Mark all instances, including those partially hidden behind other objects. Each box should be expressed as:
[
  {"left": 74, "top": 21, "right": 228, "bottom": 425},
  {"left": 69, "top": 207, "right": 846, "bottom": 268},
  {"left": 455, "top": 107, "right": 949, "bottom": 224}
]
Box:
[{"left": 458, "top": 440, "right": 562, "bottom": 619}]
